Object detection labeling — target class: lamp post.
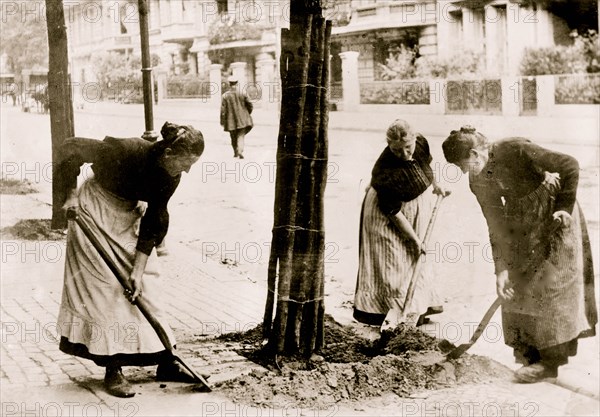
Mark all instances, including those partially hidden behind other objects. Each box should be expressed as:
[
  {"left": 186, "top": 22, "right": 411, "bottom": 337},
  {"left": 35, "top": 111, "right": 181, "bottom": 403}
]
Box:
[{"left": 138, "top": 0, "right": 158, "bottom": 141}]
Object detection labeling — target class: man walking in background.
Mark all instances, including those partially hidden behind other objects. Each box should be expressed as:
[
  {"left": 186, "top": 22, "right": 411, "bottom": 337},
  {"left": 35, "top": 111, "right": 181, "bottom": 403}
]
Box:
[{"left": 220, "top": 76, "right": 253, "bottom": 159}]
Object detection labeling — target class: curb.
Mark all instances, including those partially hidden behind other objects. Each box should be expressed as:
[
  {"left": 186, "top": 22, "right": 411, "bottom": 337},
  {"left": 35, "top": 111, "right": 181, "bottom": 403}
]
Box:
[{"left": 71, "top": 104, "right": 600, "bottom": 147}]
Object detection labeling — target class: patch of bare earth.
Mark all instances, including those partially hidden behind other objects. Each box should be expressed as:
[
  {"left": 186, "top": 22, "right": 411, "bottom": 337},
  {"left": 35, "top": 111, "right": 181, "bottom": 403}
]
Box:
[
  {"left": 208, "top": 316, "right": 513, "bottom": 409},
  {"left": 1, "top": 219, "right": 66, "bottom": 241},
  {"left": 0, "top": 177, "right": 37, "bottom": 195}
]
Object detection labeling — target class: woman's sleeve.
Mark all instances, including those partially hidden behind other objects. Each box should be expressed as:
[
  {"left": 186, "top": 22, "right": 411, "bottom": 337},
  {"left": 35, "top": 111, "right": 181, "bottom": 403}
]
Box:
[
  {"left": 57, "top": 137, "right": 109, "bottom": 179},
  {"left": 471, "top": 183, "right": 511, "bottom": 273},
  {"left": 136, "top": 202, "right": 169, "bottom": 255},
  {"left": 518, "top": 141, "right": 579, "bottom": 214},
  {"left": 418, "top": 135, "right": 433, "bottom": 165},
  {"left": 135, "top": 179, "right": 179, "bottom": 255}
]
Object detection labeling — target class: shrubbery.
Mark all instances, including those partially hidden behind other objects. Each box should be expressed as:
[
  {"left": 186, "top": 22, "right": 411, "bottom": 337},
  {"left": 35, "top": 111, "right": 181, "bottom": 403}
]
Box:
[
  {"left": 91, "top": 52, "right": 160, "bottom": 101},
  {"left": 360, "top": 81, "right": 430, "bottom": 105},
  {"left": 520, "top": 30, "right": 599, "bottom": 75},
  {"left": 415, "top": 50, "right": 484, "bottom": 79},
  {"left": 378, "top": 48, "right": 484, "bottom": 80},
  {"left": 166, "top": 74, "right": 212, "bottom": 99},
  {"left": 555, "top": 74, "right": 600, "bottom": 104},
  {"left": 377, "top": 46, "right": 417, "bottom": 80},
  {"left": 208, "top": 14, "right": 273, "bottom": 45}
]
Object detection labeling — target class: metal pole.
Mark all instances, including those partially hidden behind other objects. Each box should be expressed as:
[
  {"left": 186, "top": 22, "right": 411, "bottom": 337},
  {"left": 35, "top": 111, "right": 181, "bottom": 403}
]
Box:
[{"left": 138, "top": 0, "right": 158, "bottom": 141}]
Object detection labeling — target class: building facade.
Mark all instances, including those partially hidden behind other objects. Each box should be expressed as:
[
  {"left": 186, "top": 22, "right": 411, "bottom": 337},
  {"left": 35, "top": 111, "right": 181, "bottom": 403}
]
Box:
[
  {"left": 331, "top": 0, "right": 573, "bottom": 82},
  {"left": 67, "top": 0, "right": 285, "bottom": 89},
  {"left": 66, "top": 0, "right": 578, "bottom": 96}
]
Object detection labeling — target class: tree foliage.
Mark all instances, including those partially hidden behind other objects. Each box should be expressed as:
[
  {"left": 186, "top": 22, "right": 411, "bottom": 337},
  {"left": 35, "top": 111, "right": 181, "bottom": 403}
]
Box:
[
  {"left": 0, "top": 1, "right": 48, "bottom": 78},
  {"left": 90, "top": 51, "right": 160, "bottom": 98},
  {"left": 415, "top": 50, "right": 485, "bottom": 79},
  {"left": 520, "top": 30, "right": 600, "bottom": 75}
]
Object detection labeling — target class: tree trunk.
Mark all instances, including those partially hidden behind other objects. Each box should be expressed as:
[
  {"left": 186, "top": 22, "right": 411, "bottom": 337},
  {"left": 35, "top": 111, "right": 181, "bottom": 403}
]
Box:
[
  {"left": 46, "top": 0, "right": 75, "bottom": 229},
  {"left": 263, "top": 0, "right": 331, "bottom": 357}
]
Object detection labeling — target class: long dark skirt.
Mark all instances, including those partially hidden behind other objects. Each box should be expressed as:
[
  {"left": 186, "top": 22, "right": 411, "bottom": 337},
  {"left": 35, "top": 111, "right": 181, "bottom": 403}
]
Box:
[{"left": 502, "top": 182, "right": 597, "bottom": 364}]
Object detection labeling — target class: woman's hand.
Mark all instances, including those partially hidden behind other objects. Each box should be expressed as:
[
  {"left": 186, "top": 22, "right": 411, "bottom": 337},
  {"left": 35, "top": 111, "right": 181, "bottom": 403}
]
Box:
[
  {"left": 552, "top": 210, "right": 572, "bottom": 228},
  {"left": 432, "top": 184, "right": 451, "bottom": 197},
  {"left": 126, "top": 273, "right": 143, "bottom": 303},
  {"left": 496, "top": 270, "right": 514, "bottom": 301},
  {"left": 413, "top": 239, "right": 427, "bottom": 256},
  {"left": 127, "top": 251, "right": 150, "bottom": 303},
  {"left": 62, "top": 189, "right": 79, "bottom": 212},
  {"left": 543, "top": 171, "right": 561, "bottom": 192}
]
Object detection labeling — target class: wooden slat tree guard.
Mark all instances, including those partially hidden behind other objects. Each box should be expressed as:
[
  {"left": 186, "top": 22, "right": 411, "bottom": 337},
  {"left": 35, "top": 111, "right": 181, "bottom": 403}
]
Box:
[{"left": 263, "top": 1, "right": 332, "bottom": 357}]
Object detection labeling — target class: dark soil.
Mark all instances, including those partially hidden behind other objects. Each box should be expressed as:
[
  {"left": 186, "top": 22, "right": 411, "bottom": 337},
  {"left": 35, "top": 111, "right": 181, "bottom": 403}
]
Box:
[
  {"left": 1, "top": 219, "right": 66, "bottom": 240},
  {"left": 210, "top": 315, "right": 513, "bottom": 409},
  {"left": 0, "top": 177, "right": 37, "bottom": 194}
]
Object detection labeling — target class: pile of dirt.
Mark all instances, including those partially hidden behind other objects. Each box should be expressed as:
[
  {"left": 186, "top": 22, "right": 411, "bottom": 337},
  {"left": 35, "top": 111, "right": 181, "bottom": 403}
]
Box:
[
  {"left": 211, "top": 316, "right": 513, "bottom": 409},
  {"left": 1, "top": 219, "right": 66, "bottom": 240},
  {"left": 0, "top": 177, "right": 37, "bottom": 195},
  {"left": 216, "top": 355, "right": 436, "bottom": 409}
]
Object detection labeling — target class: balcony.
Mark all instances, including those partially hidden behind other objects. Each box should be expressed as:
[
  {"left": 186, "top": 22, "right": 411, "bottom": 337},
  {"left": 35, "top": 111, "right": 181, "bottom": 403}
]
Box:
[
  {"left": 333, "top": 1, "right": 438, "bottom": 36},
  {"left": 161, "top": 22, "right": 199, "bottom": 44},
  {"left": 207, "top": 15, "right": 275, "bottom": 50}
]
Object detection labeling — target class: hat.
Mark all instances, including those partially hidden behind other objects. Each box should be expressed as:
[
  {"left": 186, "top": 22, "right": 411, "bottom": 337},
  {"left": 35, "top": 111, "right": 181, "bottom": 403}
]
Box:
[{"left": 228, "top": 75, "right": 239, "bottom": 84}]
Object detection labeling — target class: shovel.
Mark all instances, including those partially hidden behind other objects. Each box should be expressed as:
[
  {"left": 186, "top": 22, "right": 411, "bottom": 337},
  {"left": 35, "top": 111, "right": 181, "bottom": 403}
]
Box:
[
  {"left": 67, "top": 208, "right": 212, "bottom": 392},
  {"left": 443, "top": 296, "right": 502, "bottom": 359},
  {"left": 444, "top": 218, "right": 563, "bottom": 359},
  {"left": 381, "top": 194, "right": 445, "bottom": 331}
]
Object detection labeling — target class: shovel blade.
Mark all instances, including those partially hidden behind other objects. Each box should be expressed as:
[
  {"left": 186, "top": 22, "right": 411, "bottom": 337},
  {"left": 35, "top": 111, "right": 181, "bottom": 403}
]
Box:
[
  {"left": 173, "top": 355, "right": 212, "bottom": 392},
  {"left": 446, "top": 343, "right": 471, "bottom": 360}
]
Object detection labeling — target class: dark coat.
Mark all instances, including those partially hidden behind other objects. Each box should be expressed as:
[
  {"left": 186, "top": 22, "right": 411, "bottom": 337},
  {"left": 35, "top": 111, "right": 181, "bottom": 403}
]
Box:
[
  {"left": 220, "top": 89, "right": 253, "bottom": 132},
  {"left": 59, "top": 137, "right": 180, "bottom": 255}
]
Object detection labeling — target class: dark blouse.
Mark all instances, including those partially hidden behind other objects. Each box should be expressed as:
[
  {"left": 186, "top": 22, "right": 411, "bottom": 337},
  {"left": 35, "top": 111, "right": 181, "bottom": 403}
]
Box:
[
  {"left": 470, "top": 137, "right": 580, "bottom": 273},
  {"left": 371, "top": 134, "right": 434, "bottom": 215},
  {"left": 59, "top": 136, "right": 181, "bottom": 256}
]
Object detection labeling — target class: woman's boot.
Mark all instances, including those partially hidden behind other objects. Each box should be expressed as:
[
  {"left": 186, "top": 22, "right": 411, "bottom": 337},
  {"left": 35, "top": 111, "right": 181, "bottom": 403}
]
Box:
[{"left": 104, "top": 366, "right": 135, "bottom": 398}]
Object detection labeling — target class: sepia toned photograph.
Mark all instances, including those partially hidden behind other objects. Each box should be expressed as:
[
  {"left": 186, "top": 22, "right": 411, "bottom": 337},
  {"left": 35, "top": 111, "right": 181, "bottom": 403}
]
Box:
[{"left": 1, "top": 0, "right": 598, "bottom": 415}]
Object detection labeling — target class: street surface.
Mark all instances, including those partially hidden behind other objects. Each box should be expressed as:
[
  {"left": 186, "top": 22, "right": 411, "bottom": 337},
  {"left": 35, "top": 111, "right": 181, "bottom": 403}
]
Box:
[{"left": 1, "top": 101, "right": 599, "bottom": 415}]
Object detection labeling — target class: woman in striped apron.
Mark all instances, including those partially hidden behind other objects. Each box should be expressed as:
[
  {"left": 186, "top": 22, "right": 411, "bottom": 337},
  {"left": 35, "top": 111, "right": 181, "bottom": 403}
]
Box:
[
  {"left": 354, "top": 120, "right": 449, "bottom": 329},
  {"left": 442, "top": 126, "right": 597, "bottom": 383}
]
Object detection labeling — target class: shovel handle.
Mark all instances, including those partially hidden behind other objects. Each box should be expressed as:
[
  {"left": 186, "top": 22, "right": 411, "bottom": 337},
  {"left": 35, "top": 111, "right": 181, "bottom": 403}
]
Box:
[
  {"left": 67, "top": 209, "right": 174, "bottom": 350},
  {"left": 446, "top": 296, "right": 502, "bottom": 359},
  {"left": 67, "top": 208, "right": 212, "bottom": 391},
  {"left": 402, "top": 194, "right": 445, "bottom": 314}
]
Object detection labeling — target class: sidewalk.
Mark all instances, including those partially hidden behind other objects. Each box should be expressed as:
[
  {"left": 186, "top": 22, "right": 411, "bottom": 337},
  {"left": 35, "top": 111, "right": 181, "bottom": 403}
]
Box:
[
  {"left": 1, "top": 103, "right": 599, "bottom": 415},
  {"left": 2, "top": 190, "right": 599, "bottom": 416},
  {"left": 79, "top": 99, "right": 600, "bottom": 146}
]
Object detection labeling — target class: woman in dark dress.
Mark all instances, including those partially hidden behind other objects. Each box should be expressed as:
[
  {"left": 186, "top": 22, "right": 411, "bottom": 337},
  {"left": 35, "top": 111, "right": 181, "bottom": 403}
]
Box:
[
  {"left": 57, "top": 122, "right": 205, "bottom": 397},
  {"left": 442, "top": 125, "right": 597, "bottom": 383},
  {"left": 354, "top": 119, "right": 448, "bottom": 331}
]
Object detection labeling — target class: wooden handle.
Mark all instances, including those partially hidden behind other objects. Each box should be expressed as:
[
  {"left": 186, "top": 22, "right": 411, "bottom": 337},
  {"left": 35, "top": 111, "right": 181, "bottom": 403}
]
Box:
[
  {"left": 402, "top": 194, "right": 444, "bottom": 313},
  {"left": 70, "top": 209, "right": 174, "bottom": 353},
  {"left": 446, "top": 297, "right": 502, "bottom": 359},
  {"left": 70, "top": 209, "right": 212, "bottom": 391}
]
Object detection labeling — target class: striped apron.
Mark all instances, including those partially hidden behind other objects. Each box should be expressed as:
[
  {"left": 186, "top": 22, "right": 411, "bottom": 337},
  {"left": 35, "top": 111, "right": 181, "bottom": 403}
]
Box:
[
  {"left": 502, "top": 181, "right": 597, "bottom": 352},
  {"left": 354, "top": 186, "right": 440, "bottom": 319}
]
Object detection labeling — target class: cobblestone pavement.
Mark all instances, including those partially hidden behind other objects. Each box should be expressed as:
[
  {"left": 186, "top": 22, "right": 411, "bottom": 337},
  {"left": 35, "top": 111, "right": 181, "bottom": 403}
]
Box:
[
  {"left": 1, "top": 104, "right": 599, "bottom": 416},
  {"left": 0, "top": 239, "right": 265, "bottom": 391},
  {"left": 2, "top": 235, "right": 599, "bottom": 416}
]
